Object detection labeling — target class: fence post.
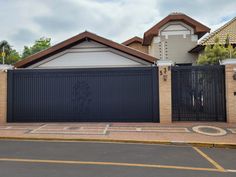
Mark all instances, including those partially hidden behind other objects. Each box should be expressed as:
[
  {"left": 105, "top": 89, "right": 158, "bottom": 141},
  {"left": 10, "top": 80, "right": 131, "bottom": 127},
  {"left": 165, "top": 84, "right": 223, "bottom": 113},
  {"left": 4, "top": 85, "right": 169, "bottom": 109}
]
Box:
[
  {"left": 157, "top": 60, "right": 173, "bottom": 123},
  {"left": 0, "top": 68, "right": 8, "bottom": 124},
  {"left": 221, "top": 59, "right": 236, "bottom": 123}
]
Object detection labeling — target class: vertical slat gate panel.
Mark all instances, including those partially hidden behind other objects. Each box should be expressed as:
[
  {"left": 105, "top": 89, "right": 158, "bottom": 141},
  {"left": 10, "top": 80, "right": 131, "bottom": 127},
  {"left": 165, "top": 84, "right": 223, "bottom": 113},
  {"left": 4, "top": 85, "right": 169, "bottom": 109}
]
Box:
[
  {"left": 7, "top": 67, "right": 159, "bottom": 122},
  {"left": 172, "top": 65, "right": 226, "bottom": 122}
]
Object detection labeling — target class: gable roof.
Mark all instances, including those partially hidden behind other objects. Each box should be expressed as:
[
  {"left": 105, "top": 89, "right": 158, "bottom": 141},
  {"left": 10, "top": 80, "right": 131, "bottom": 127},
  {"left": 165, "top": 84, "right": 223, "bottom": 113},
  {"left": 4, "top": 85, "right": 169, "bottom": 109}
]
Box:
[
  {"left": 143, "top": 12, "right": 210, "bottom": 45},
  {"left": 122, "top": 36, "right": 143, "bottom": 46},
  {"left": 199, "top": 17, "right": 236, "bottom": 45},
  {"left": 15, "top": 31, "right": 157, "bottom": 68}
]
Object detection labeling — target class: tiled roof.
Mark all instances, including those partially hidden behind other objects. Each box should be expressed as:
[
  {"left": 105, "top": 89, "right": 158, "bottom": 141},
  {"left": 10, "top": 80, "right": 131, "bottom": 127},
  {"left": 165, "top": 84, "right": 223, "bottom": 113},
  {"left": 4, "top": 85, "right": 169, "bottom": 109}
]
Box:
[
  {"left": 143, "top": 13, "right": 210, "bottom": 45},
  {"left": 15, "top": 31, "right": 157, "bottom": 68},
  {"left": 200, "top": 17, "right": 236, "bottom": 45},
  {"left": 122, "top": 36, "right": 143, "bottom": 46}
]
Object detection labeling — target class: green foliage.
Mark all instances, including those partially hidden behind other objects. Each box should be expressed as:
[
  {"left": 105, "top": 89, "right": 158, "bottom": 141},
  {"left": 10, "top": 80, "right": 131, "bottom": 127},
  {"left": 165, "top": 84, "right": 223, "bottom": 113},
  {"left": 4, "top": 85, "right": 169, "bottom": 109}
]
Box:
[
  {"left": 0, "top": 40, "right": 21, "bottom": 65},
  {"left": 0, "top": 37, "right": 51, "bottom": 65},
  {"left": 197, "top": 36, "right": 236, "bottom": 65},
  {"left": 6, "top": 49, "right": 21, "bottom": 64},
  {"left": 22, "top": 37, "right": 51, "bottom": 59}
]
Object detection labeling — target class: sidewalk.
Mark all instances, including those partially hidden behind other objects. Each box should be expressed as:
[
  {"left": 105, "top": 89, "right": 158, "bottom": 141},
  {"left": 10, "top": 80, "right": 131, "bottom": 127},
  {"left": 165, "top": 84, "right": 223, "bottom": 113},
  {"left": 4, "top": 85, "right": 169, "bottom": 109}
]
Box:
[{"left": 0, "top": 122, "right": 236, "bottom": 148}]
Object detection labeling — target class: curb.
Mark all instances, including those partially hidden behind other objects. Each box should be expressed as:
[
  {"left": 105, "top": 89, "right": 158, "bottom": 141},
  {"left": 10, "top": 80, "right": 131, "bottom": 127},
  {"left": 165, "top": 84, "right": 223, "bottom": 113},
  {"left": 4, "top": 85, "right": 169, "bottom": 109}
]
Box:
[{"left": 0, "top": 136, "right": 236, "bottom": 149}]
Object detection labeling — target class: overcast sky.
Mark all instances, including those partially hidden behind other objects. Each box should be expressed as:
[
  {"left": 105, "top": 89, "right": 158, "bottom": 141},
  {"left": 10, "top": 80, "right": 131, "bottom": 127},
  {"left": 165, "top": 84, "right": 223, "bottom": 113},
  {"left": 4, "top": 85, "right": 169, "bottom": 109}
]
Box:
[{"left": 1, "top": 0, "right": 236, "bottom": 52}]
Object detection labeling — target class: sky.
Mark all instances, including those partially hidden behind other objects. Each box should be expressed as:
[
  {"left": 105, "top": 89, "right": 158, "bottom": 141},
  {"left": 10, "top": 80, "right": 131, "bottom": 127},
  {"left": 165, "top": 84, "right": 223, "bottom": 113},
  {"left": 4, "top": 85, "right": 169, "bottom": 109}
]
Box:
[{"left": 1, "top": 0, "right": 236, "bottom": 53}]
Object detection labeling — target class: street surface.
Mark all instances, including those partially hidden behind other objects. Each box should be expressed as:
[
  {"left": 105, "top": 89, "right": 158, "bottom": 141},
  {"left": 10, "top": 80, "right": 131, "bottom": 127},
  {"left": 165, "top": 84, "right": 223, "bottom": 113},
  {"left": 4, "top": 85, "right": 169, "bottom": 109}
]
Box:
[{"left": 0, "top": 140, "right": 235, "bottom": 177}]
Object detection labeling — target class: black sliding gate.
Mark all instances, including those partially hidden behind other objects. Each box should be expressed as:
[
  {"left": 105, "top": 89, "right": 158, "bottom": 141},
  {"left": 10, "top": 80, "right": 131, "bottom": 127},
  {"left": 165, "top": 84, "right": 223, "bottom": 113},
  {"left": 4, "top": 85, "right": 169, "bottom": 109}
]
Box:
[
  {"left": 7, "top": 67, "right": 159, "bottom": 122},
  {"left": 172, "top": 65, "right": 226, "bottom": 122}
]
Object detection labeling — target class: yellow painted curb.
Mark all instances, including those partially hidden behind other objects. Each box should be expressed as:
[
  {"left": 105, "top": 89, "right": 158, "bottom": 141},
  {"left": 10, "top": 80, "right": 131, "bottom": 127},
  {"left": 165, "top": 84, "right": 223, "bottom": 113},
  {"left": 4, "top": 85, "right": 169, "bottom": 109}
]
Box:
[{"left": 0, "top": 136, "right": 235, "bottom": 149}]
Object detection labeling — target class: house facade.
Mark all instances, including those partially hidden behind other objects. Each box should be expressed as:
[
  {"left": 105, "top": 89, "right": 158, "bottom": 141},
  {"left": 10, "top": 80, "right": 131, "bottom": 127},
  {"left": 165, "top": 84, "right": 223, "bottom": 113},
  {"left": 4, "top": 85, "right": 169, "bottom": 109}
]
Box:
[
  {"left": 123, "top": 13, "right": 210, "bottom": 65},
  {"left": 124, "top": 13, "right": 236, "bottom": 64},
  {"left": 0, "top": 13, "right": 235, "bottom": 124}
]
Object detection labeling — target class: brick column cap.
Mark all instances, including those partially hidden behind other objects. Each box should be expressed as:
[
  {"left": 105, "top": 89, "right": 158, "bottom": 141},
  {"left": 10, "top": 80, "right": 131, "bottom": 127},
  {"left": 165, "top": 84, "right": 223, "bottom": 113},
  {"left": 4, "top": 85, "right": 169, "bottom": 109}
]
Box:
[
  {"left": 0, "top": 64, "right": 13, "bottom": 71},
  {"left": 156, "top": 60, "right": 174, "bottom": 66},
  {"left": 220, "top": 59, "right": 236, "bottom": 65}
]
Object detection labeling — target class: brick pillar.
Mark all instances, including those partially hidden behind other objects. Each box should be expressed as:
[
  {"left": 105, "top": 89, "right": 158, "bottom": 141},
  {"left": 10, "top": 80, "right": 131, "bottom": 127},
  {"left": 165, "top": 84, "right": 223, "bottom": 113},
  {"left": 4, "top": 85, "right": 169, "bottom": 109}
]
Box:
[
  {"left": 222, "top": 59, "right": 236, "bottom": 123},
  {"left": 0, "top": 70, "right": 7, "bottom": 124},
  {"left": 157, "top": 61, "right": 173, "bottom": 123}
]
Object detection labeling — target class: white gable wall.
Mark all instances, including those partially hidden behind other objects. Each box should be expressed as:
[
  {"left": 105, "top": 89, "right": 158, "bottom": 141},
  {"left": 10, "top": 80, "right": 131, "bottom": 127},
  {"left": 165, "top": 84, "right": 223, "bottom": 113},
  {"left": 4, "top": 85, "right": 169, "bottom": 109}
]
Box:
[
  {"left": 29, "top": 41, "right": 151, "bottom": 69},
  {"left": 148, "top": 21, "right": 198, "bottom": 64}
]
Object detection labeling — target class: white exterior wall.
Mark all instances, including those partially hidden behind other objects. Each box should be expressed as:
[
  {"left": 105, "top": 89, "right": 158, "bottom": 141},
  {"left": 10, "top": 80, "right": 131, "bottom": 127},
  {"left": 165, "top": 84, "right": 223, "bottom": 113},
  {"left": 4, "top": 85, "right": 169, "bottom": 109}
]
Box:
[
  {"left": 29, "top": 41, "right": 151, "bottom": 69},
  {"left": 148, "top": 22, "right": 198, "bottom": 64}
]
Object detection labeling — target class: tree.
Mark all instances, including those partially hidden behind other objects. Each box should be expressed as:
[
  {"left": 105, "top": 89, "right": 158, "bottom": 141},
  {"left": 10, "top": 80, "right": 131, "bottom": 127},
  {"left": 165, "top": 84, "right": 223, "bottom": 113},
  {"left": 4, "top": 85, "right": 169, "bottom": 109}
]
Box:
[
  {"left": 22, "top": 37, "right": 51, "bottom": 59},
  {"left": 197, "top": 37, "right": 236, "bottom": 65},
  {"left": 6, "top": 49, "right": 21, "bottom": 64},
  {"left": 0, "top": 40, "right": 21, "bottom": 65}
]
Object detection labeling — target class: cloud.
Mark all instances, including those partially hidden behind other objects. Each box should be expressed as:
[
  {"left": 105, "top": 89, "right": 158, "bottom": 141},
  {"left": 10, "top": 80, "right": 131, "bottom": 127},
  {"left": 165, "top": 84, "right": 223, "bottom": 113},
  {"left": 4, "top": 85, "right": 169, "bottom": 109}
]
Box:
[
  {"left": 0, "top": 0, "right": 236, "bottom": 52},
  {"left": 10, "top": 29, "right": 38, "bottom": 46},
  {"left": 158, "top": 0, "right": 236, "bottom": 26}
]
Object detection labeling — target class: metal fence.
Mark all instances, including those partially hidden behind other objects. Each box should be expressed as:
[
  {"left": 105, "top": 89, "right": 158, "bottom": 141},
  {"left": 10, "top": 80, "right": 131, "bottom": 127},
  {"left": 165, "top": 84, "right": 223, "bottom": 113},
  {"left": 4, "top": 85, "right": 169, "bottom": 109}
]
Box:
[
  {"left": 7, "top": 67, "right": 159, "bottom": 122},
  {"left": 172, "top": 65, "right": 226, "bottom": 121}
]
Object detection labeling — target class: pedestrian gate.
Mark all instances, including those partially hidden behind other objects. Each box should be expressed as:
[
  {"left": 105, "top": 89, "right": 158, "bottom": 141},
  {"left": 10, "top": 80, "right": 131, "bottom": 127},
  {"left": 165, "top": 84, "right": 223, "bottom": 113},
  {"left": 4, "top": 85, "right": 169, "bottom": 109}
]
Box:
[
  {"left": 172, "top": 65, "right": 226, "bottom": 121},
  {"left": 7, "top": 67, "right": 159, "bottom": 122}
]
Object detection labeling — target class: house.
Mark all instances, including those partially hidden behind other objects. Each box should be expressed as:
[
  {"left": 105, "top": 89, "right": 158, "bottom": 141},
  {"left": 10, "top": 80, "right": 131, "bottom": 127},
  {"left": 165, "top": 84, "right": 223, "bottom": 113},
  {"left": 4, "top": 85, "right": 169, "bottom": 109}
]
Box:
[
  {"left": 2, "top": 16, "right": 235, "bottom": 123},
  {"left": 123, "top": 12, "right": 210, "bottom": 65},
  {"left": 189, "top": 17, "right": 236, "bottom": 54},
  {"left": 9, "top": 31, "right": 159, "bottom": 123},
  {"left": 15, "top": 31, "right": 156, "bottom": 69},
  {"left": 122, "top": 36, "right": 148, "bottom": 54}
]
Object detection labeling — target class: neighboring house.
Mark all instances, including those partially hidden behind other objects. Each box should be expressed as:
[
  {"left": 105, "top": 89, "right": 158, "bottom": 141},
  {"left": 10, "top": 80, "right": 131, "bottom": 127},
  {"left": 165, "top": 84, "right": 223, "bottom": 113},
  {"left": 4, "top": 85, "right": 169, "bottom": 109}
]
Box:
[
  {"left": 189, "top": 17, "right": 236, "bottom": 54},
  {"left": 122, "top": 37, "right": 148, "bottom": 54},
  {"left": 123, "top": 12, "right": 210, "bottom": 65},
  {"left": 15, "top": 31, "right": 156, "bottom": 69}
]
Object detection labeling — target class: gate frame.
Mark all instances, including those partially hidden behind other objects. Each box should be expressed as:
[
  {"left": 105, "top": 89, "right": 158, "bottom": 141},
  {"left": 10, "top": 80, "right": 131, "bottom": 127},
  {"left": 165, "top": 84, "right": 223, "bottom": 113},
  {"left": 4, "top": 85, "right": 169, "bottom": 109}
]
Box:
[{"left": 171, "top": 65, "right": 226, "bottom": 122}]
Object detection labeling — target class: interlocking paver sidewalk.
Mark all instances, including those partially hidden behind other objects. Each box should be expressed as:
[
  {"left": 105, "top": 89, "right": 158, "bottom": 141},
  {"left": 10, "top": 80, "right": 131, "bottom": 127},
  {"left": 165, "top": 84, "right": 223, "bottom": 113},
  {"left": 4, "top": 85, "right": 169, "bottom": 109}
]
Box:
[{"left": 0, "top": 122, "right": 236, "bottom": 147}]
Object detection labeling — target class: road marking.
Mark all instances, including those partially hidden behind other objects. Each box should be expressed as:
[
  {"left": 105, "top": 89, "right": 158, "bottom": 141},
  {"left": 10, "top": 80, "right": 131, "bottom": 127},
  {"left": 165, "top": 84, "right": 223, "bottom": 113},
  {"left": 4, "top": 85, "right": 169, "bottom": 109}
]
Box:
[
  {"left": 193, "top": 147, "right": 225, "bottom": 172},
  {"left": 109, "top": 127, "right": 190, "bottom": 133},
  {"left": 227, "top": 169, "right": 236, "bottom": 173},
  {"left": 103, "top": 124, "right": 110, "bottom": 134},
  {"left": 63, "top": 127, "right": 69, "bottom": 130},
  {"left": 0, "top": 158, "right": 223, "bottom": 172},
  {"left": 192, "top": 126, "right": 227, "bottom": 136},
  {"left": 0, "top": 124, "right": 191, "bottom": 134},
  {"left": 227, "top": 128, "right": 236, "bottom": 133},
  {"left": 29, "top": 124, "right": 48, "bottom": 134}
]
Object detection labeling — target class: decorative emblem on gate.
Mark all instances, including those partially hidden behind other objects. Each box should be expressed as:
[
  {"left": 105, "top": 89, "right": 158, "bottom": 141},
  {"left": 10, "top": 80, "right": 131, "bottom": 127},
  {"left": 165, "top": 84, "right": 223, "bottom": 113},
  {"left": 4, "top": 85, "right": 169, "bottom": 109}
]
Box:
[{"left": 72, "top": 81, "right": 92, "bottom": 114}]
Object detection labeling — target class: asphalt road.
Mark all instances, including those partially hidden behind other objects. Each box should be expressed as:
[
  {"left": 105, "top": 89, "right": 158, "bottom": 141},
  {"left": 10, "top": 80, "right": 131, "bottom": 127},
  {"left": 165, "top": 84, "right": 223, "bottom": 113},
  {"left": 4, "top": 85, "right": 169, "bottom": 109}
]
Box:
[{"left": 0, "top": 140, "right": 235, "bottom": 177}]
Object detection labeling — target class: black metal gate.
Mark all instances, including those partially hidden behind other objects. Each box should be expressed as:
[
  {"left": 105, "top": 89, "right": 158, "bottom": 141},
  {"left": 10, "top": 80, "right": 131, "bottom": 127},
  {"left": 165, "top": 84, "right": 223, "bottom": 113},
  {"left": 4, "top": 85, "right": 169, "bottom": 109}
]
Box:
[
  {"left": 172, "top": 65, "right": 226, "bottom": 121},
  {"left": 7, "top": 67, "right": 159, "bottom": 122}
]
